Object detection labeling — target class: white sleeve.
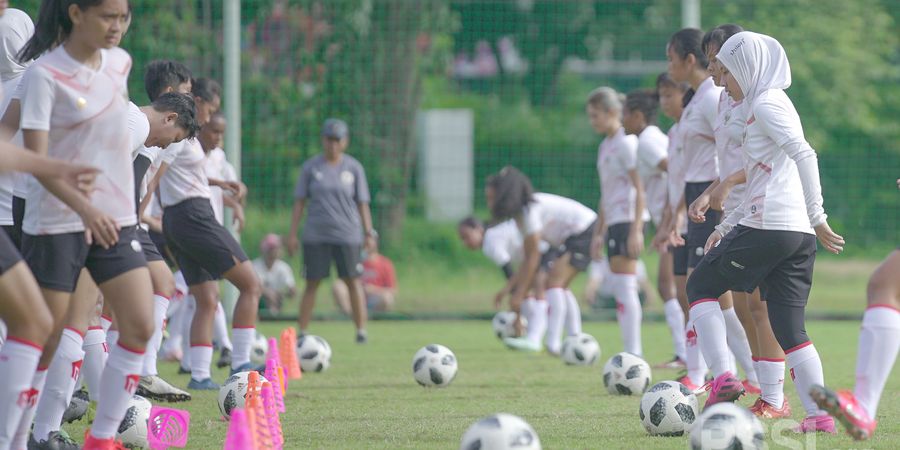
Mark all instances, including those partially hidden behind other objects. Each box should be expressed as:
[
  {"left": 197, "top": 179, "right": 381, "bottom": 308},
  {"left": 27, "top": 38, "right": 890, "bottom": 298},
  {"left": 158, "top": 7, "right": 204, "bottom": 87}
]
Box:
[
  {"left": 716, "top": 200, "right": 745, "bottom": 236},
  {"left": 482, "top": 231, "right": 512, "bottom": 267},
  {"left": 619, "top": 138, "right": 638, "bottom": 170},
  {"left": 519, "top": 204, "right": 542, "bottom": 237},
  {"left": 755, "top": 97, "right": 827, "bottom": 227},
  {"left": 278, "top": 261, "right": 296, "bottom": 290},
  {"left": 222, "top": 160, "right": 238, "bottom": 183},
  {"left": 160, "top": 141, "right": 182, "bottom": 165},
  {"left": 638, "top": 136, "right": 666, "bottom": 169},
  {"left": 137, "top": 146, "right": 162, "bottom": 164},
  {"left": 18, "top": 67, "right": 54, "bottom": 131}
]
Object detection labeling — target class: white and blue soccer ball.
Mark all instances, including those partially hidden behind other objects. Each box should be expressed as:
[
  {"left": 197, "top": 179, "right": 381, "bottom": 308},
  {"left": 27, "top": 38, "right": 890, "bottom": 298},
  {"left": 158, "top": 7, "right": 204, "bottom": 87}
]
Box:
[
  {"left": 459, "top": 413, "right": 541, "bottom": 450},
  {"left": 117, "top": 395, "right": 152, "bottom": 449},
  {"left": 639, "top": 381, "right": 699, "bottom": 436},
  {"left": 602, "top": 352, "right": 651, "bottom": 395},
  {"left": 560, "top": 333, "right": 601, "bottom": 366},
  {"left": 491, "top": 311, "right": 527, "bottom": 339},
  {"left": 218, "top": 371, "right": 269, "bottom": 419},
  {"left": 296, "top": 334, "right": 332, "bottom": 372},
  {"left": 690, "top": 402, "right": 765, "bottom": 450},
  {"left": 412, "top": 344, "right": 458, "bottom": 387}
]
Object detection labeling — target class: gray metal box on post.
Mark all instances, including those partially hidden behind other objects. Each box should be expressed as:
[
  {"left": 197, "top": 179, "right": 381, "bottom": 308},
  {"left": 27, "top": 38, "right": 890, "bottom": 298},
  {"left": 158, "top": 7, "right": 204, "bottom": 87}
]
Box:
[{"left": 416, "top": 109, "right": 474, "bottom": 222}]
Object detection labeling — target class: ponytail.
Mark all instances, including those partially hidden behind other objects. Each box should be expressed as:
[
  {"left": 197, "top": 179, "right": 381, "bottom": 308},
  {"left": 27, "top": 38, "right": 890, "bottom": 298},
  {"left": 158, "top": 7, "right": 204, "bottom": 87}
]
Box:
[
  {"left": 487, "top": 166, "right": 535, "bottom": 222},
  {"left": 18, "top": 0, "right": 106, "bottom": 63}
]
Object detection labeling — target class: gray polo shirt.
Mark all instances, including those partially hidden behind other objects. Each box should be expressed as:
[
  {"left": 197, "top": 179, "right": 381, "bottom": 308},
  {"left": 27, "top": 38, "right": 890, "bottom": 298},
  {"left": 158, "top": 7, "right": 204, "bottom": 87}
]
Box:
[{"left": 295, "top": 154, "right": 370, "bottom": 245}]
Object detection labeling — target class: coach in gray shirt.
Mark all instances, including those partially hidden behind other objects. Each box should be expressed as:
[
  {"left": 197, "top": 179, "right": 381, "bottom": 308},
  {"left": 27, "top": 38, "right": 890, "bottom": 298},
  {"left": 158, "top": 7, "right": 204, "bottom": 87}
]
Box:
[{"left": 288, "top": 119, "right": 376, "bottom": 343}]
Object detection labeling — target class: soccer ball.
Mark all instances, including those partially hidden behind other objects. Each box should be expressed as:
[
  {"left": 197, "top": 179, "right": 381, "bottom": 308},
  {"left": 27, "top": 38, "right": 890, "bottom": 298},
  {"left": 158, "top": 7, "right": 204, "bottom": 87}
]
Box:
[
  {"left": 491, "top": 311, "right": 527, "bottom": 339},
  {"left": 560, "top": 333, "right": 601, "bottom": 366},
  {"left": 296, "top": 334, "right": 332, "bottom": 372},
  {"left": 602, "top": 352, "right": 651, "bottom": 395},
  {"left": 218, "top": 371, "right": 269, "bottom": 419},
  {"left": 412, "top": 344, "right": 458, "bottom": 387},
  {"left": 459, "top": 413, "right": 541, "bottom": 450},
  {"left": 250, "top": 332, "right": 269, "bottom": 366},
  {"left": 690, "top": 402, "right": 765, "bottom": 450},
  {"left": 639, "top": 381, "right": 699, "bottom": 436},
  {"left": 116, "top": 395, "right": 152, "bottom": 449}
]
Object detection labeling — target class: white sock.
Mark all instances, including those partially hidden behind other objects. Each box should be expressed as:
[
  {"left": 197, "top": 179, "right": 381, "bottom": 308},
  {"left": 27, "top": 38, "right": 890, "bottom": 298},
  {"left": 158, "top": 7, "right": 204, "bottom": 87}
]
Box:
[
  {"left": 106, "top": 329, "right": 119, "bottom": 350},
  {"left": 0, "top": 338, "right": 42, "bottom": 448},
  {"left": 524, "top": 298, "right": 548, "bottom": 345},
  {"left": 544, "top": 288, "right": 567, "bottom": 354},
  {"left": 180, "top": 295, "right": 196, "bottom": 371},
  {"left": 231, "top": 327, "right": 255, "bottom": 369},
  {"left": 33, "top": 328, "right": 84, "bottom": 441},
  {"left": 0, "top": 320, "right": 7, "bottom": 346},
  {"left": 755, "top": 357, "right": 786, "bottom": 408},
  {"left": 82, "top": 327, "right": 108, "bottom": 401},
  {"left": 90, "top": 343, "right": 145, "bottom": 439},
  {"left": 189, "top": 345, "right": 213, "bottom": 381},
  {"left": 689, "top": 301, "right": 731, "bottom": 377},
  {"left": 563, "top": 290, "right": 582, "bottom": 336},
  {"left": 854, "top": 305, "right": 900, "bottom": 418},
  {"left": 162, "top": 294, "right": 184, "bottom": 355},
  {"left": 11, "top": 367, "right": 47, "bottom": 449},
  {"left": 99, "top": 315, "right": 112, "bottom": 333},
  {"left": 722, "top": 307, "right": 758, "bottom": 384},
  {"left": 214, "top": 302, "right": 233, "bottom": 350},
  {"left": 143, "top": 295, "right": 170, "bottom": 377},
  {"left": 786, "top": 342, "right": 826, "bottom": 417},
  {"left": 611, "top": 273, "right": 642, "bottom": 356},
  {"left": 685, "top": 318, "right": 708, "bottom": 386},
  {"left": 664, "top": 298, "right": 686, "bottom": 361}
]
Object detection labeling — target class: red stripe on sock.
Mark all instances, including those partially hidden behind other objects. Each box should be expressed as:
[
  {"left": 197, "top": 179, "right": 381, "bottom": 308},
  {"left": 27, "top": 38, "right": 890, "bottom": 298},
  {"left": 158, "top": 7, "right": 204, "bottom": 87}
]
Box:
[
  {"left": 37, "top": 365, "right": 49, "bottom": 371},
  {"left": 88, "top": 326, "right": 103, "bottom": 331},
  {"left": 785, "top": 341, "right": 813, "bottom": 354},
  {"left": 154, "top": 292, "right": 172, "bottom": 300},
  {"left": 867, "top": 303, "right": 900, "bottom": 313},
  {"left": 233, "top": 326, "right": 255, "bottom": 329},
  {"left": 100, "top": 314, "right": 112, "bottom": 322},
  {"left": 690, "top": 298, "right": 719, "bottom": 308},
  {"left": 6, "top": 336, "right": 43, "bottom": 352},
  {"left": 610, "top": 270, "right": 637, "bottom": 275},
  {"left": 117, "top": 343, "right": 146, "bottom": 355},
  {"left": 753, "top": 357, "right": 785, "bottom": 363},
  {"left": 63, "top": 327, "right": 85, "bottom": 338},
  {"left": 191, "top": 343, "right": 214, "bottom": 348}
]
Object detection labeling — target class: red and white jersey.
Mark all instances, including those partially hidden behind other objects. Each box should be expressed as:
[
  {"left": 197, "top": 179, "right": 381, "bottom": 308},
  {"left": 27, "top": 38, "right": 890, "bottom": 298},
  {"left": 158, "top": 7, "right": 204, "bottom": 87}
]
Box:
[
  {"left": 714, "top": 91, "right": 748, "bottom": 214},
  {"left": 518, "top": 192, "right": 596, "bottom": 248},
  {"left": 203, "top": 147, "right": 237, "bottom": 225},
  {"left": 666, "top": 122, "right": 688, "bottom": 235},
  {"left": 635, "top": 125, "right": 669, "bottom": 226},
  {"left": 720, "top": 89, "right": 826, "bottom": 235},
  {"left": 679, "top": 76, "right": 721, "bottom": 183},
  {"left": 19, "top": 46, "right": 135, "bottom": 235},
  {"left": 159, "top": 138, "right": 211, "bottom": 207},
  {"left": 597, "top": 127, "right": 639, "bottom": 226}
]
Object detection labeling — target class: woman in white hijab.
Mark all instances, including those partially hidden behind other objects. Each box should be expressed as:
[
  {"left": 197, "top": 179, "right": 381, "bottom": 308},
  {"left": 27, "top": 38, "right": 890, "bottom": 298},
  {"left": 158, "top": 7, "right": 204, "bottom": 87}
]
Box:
[{"left": 683, "top": 31, "right": 844, "bottom": 434}]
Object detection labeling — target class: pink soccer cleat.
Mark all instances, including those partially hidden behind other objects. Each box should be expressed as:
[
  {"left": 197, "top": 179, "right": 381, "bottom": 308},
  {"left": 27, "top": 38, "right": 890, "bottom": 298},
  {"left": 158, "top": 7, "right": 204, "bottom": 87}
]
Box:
[
  {"left": 742, "top": 379, "right": 761, "bottom": 395},
  {"left": 809, "top": 385, "right": 876, "bottom": 440},
  {"left": 793, "top": 414, "right": 837, "bottom": 434},
  {"left": 677, "top": 375, "right": 701, "bottom": 392},
  {"left": 703, "top": 371, "right": 745, "bottom": 408},
  {"left": 749, "top": 397, "right": 792, "bottom": 419}
]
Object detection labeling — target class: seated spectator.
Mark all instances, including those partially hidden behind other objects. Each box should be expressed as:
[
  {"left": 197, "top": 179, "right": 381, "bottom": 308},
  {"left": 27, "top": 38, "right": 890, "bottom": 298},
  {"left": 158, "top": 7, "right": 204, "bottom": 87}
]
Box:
[
  {"left": 333, "top": 240, "right": 397, "bottom": 313},
  {"left": 253, "top": 234, "right": 297, "bottom": 314}
]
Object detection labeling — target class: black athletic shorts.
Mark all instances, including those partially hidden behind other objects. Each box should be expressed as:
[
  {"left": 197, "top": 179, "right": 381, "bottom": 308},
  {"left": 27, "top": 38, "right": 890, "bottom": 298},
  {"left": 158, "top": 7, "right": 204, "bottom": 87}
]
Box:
[
  {"left": 671, "top": 235, "right": 689, "bottom": 276},
  {"left": 302, "top": 242, "right": 362, "bottom": 280},
  {"left": 136, "top": 226, "right": 164, "bottom": 262},
  {"left": 9, "top": 196, "right": 25, "bottom": 249},
  {"left": 163, "top": 198, "right": 248, "bottom": 286},
  {"left": 605, "top": 222, "right": 634, "bottom": 261},
  {"left": 685, "top": 181, "right": 721, "bottom": 269},
  {"left": 687, "top": 225, "right": 816, "bottom": 307},
  {"left": 562, "top": 220, "right": 595, "bottom": 271},
  {"left": 22, "top": 226, "right": 147, "bottom": 292},
  {"left": 0, "top": 228, "right": 23, "bottom": 275},
  {"left": 539, "top": 246, "right": 561, "bottom": 272},
  {"left": 148, "top": 229, "right": 176, "bottom": 267}
]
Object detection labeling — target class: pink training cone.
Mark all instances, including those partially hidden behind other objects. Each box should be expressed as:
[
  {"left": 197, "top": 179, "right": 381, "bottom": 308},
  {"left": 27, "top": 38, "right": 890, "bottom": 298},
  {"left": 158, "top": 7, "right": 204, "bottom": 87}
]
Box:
[
  {"left": 266, "top": 359, "right": 286, "bottom": 413},
  {"left": 262, "top": 382, "right": 284, "bottom": 450},
  {"left": 148, "top": 406, "right": 191, "bottom": 450},
  {"left": 247, "top": 389, "right": 275, "bottom": 450},
  {"left": 223, "top": 408, "right": 254, "bottom": 450},
  {"left": 267, "top": 338, "right": 281, "bottom": 366}
]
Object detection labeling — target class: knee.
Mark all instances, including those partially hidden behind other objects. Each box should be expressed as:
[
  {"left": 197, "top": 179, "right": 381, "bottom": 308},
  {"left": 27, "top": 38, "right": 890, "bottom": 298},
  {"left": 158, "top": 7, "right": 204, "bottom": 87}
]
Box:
[
  {"left": 154, "top": 276, "right": 176, "bottom": 300},
  {"left": 122, "top": 317, "right": 154, "bottom": 344},
  {"left": 866, "top": 270, "right": 899, "bottom": 307},
  {"left": 13, "top": 307, "right": 54, "bottom": 345}
]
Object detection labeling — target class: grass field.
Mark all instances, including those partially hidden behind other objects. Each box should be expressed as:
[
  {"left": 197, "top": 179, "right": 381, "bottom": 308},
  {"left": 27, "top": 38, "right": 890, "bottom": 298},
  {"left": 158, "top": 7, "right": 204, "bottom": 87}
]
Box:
[{"left": 64, "top": 320, "right": 899, "bottom": 449}]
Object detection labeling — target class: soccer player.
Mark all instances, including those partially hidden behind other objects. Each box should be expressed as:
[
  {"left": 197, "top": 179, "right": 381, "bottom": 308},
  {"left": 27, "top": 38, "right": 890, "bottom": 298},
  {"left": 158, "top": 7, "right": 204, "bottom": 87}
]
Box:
[
  {"left": 587, "top": 87, "right": 646, "bottom": 357},
  {"left": 689, "top": 32, "right": 844, "bottom": 433},
  {"left": 287, "top": 119, "right": 376, "bottom": 344},
  {"left": 154, "top": 77, "right": 261, "bottom": 390},
  {"left": 487, "top": 168, "right": 595, "bottom": 354},
  {"left": 622, "top": 88, "right": 686, "bottom": 367},
  {"left": 16, "top": 0, "right": 156, "bottom": 447}
]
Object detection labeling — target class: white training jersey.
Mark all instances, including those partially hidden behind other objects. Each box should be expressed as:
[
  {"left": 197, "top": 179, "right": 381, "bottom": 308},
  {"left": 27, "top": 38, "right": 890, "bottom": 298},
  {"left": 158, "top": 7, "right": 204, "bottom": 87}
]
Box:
[
  {"left": 666, "top": 122, "right": 688, "bottom": 235},
  {"left": 159, "top": 137, "right": 211, "bottom": 207},
  {"left": 19, "top": 46, "right": 135, "bottom": 235},
  {"left": 597, "top": 127, "right": 639, "bottom": 226},
  {"left": 518, "top": 192, "right": 596, "bottom": 248},
  {"left": 714, "top": 91, "right": 748, "bottom": 215},
  {"left": 679, "top": 76, "right": 721, "bottom": 183},
  {"left": 719, "top": 89, "right": 826, "bottom": 235},
  {"left": 203, "top": 147, "right": 237, "bottom": 225},
  {"left": 482, "top": 219, "right": 550, "bottom": 268},
  {"left": 127, "top": 102, "right": 150, "bottom": 158},
  {"left": 0, "top": 79, "right": 15, "bottom": 225},
  {"left": 635, "top": 125, "right": 669, "bottom": 226}
]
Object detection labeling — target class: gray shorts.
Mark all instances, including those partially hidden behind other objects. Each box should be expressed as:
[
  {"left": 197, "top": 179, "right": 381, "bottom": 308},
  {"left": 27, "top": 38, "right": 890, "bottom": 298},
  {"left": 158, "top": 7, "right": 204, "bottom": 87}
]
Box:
[
  {"left": 0, "top": 228, "right": 22, "bottom": 275},
  {"left": 22, "top": 227, "right": 147, "bottom": 292},
  {"left": 302, "top": 242, "right": 362, "bottom": 280}
]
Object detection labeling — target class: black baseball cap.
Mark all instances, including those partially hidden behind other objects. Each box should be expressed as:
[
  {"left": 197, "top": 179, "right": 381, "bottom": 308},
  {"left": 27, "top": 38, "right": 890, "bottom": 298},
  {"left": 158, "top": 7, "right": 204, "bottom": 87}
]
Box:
[{"left": 322, "top": 118, "right": 349, "bottom": 139}]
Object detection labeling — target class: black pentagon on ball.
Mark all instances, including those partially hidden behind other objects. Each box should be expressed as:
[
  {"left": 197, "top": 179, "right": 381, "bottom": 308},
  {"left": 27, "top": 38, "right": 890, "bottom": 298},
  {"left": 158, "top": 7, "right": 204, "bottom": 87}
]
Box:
[
  {"left": 642, "top": 378, "right": 650, "bottom": 393},
  {"left": 649, "top": 382, "right": 670, "bottom": 393},
  {"left": 615, "top": 384, "right": 632, "bottom": 395},
  {"left": 117, "top": 405, "right": 138, "bottom": 434},
  {"left": 426, "top": 344, "right": 440, "bottom": 353},
  {"left": 611, "top": 354, "right": 623, "bottom": 368},
  {"left": 675, "top": 402, "right": 696, "bottom": 424},
  {"left": 429, "top": 367, "right": 444, "bottom": 385},
  {"left": 465, "top": 439, "right": 482, "bottom": 450},
  {"left": 680, "top": 383, "right": 693, "bottom": 397},
  {"left": 639, "top": 405, "right": 645, "bottom": 421},
  {"left": 225, "top": 374, "right": 241, "bottom": 385},
  {"left": 441, "top": 354, "right": 455, "bottom": 365},
  {"left": 657, "top": 430, "right": 685, "bottom": 437},
  {"left": 302, "top": 350, "right": 319, "bottom": 360},
  {"left": 223, "top": 390, "right": 237, "bottom": 416},
  {"left": 315, "top": 362, "right": 324, "bottom": 372},
  {"left": 478, "top": 416, "right": 502, "bottom": 429},
  {"left": 581, "top": 337, "right": 591, "bottom": 345},
  {"left": 413, "top": 356, "right": 427, "bottom": 372},
  {"left": 603, "top": 372, "right": 611, "bottom": 387},
  {"left": 625, "top": 364, "right": 644, "bottom": 380},
  {"left": 649, "top": 397, "right": 667, "bottom": 426},
  {"left": 496, "top": 331, "right": 503, "bottom": 339},
  {"left": 574, "top": 348, "right": 585, "bottom": 361}
]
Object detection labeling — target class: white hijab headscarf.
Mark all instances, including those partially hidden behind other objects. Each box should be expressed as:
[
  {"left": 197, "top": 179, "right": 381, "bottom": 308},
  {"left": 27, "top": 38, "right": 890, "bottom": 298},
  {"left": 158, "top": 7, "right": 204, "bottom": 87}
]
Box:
[
  {"left": 716, "top": 31, "right": 791, "bottom": 104},
  {"left": 0, "top": 8, "right": 35, "bottom": 82}
]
